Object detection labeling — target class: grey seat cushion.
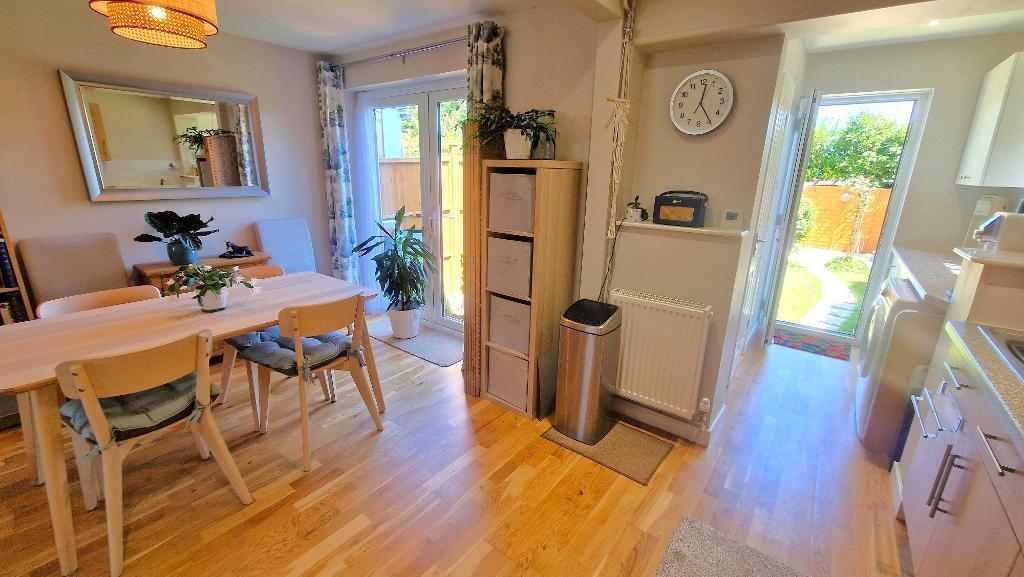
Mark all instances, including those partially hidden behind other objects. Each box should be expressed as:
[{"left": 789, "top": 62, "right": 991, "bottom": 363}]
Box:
[
  {"left": 59, "top": 373, "right": 221, "bottom": 445},
  {"left": 236, "top": 330, "right": 352, "bottom": 376},
  {"left": 225, "top": 325, "right": 282, "bottom": 350}
]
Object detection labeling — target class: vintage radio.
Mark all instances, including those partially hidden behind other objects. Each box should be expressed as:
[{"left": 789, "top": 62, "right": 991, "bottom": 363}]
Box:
[{"left": 652, "top": 191, "right": 707, "bottom": 228}]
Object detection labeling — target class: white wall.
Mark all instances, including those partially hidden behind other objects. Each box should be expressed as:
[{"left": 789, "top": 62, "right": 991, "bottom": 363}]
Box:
[
  {"left": 0, "top": 2, "right": 330, "bottom": 273},
  {"left": 804, "top": 32, "right": 1024, "bottom": 252}
]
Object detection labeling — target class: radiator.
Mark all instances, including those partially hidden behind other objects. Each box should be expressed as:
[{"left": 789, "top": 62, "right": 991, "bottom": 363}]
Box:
[{"left": 610, "top": 289, "right": 712, "bottom": 420}]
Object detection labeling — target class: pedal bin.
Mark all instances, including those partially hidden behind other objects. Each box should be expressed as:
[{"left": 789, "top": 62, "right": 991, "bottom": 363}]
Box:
[{"left": 553, "top": 299, "right": 621, "bottom": 445}]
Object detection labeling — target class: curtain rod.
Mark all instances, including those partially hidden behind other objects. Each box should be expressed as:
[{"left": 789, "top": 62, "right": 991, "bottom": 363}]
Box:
[{"left": 341, "top": 36, "right": 468, "bottom": 68}]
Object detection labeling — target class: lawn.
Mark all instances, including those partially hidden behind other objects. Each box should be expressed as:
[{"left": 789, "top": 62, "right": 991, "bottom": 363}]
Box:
[
  {"left": 826, "top": 256, "right": 870, "bottom": 334},
  {"left": 777, "top": 261, "right": 822, "bottom": 325}
]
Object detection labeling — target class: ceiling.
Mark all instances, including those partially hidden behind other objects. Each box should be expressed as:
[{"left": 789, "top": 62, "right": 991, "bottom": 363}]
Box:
[
  {"left": 783, "top": 0, "right": 1024, "bottom": 53},
  {"left": 214, "top": 0, "right": 543, "bottom": 55}
]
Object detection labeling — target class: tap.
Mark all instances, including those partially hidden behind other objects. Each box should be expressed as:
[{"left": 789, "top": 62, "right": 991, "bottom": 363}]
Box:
[{"left": 160, "top": 177, "right": 167, "bottom": 186}]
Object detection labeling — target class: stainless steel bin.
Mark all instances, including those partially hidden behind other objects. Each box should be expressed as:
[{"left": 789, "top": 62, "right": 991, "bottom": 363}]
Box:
[{"left": 553, "top": 299, "right": 621, "bottom": 445}]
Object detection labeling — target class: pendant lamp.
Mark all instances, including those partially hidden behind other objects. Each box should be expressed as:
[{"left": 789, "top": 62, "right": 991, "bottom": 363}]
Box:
[{"left": 89, "top": 1, "right": 218, "bottom": 49}]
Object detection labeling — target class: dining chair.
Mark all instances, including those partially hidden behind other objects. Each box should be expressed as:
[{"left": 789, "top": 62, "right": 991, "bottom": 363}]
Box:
[
  {"left": 254, "top": 218, "right": 316, "bottom": 274},
  {"left": 217, "top": 264, "right": 285, "bottom": 425},
  {"left": 55, "top": 331, "right": 253, "bottom": 577},
  {"left": 237, "top": 295, "right": 383, "bottom": 471},
  {"left": 19, "top": 285, "right": 162, "bottom": 487},
  {"left": 19, "top": 232, "right": 128, "bottom": 305}
]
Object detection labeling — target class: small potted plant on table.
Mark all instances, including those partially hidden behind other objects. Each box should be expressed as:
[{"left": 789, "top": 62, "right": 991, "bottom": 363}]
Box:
[
  {"left": 167, "top": 264, "right": 259, "bottom": 313},
  {"left": 134, "top": 210, "right": 218, "bottom": 265},
  {"left": 474, "top": 102, "right": 558, "bottom": 160},
  {"left": 353, "top": 207, "right": 437, "bottom": 339}
]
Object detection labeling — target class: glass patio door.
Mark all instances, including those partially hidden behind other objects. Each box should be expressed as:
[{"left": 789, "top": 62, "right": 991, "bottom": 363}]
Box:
[{"left": 360, "top": 84, "right": 467, "bottom": 332}]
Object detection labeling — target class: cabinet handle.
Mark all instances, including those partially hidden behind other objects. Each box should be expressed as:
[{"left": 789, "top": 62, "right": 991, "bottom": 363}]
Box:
[
  {"left": 943, "top": 362, "right": 964, "bottom": 390},
  {"left": 977, "top": 426, "right": 1017, "bottom": 477},
  {"left": 911, "top": 393, "right": 938, "bottom": 438},
  {"left": 923, "top": 388, "right": 946, "bottom": 432},
  {"left": 927, "top": 443, "right": 953, "bottom": 508},
  {"left": 929, "top": 448, "right": 961, "bottom": 518}
]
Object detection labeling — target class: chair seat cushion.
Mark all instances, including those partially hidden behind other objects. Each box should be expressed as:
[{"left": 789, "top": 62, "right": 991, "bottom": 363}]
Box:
[
  {"left": 237, "top": 331, "right": 352, "bottom": 376},
  {"left": 224, "top": 325, "right": 282, "bottom": 350},
  {"left": 59, "top": 374, "right": 221, "bottom": 445}
]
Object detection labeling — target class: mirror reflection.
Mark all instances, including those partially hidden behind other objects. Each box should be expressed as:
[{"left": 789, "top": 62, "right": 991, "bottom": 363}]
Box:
[{"left": 78, "top": 85, "right": 257, "bottom": 191}]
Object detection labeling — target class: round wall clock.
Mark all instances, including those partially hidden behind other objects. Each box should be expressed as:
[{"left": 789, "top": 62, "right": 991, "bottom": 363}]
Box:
[{"left": 669, "top": 69, "right": 734, "bottom": 135}]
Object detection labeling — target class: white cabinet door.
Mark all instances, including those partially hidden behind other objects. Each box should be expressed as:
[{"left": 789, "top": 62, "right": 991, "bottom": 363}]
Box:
[{"left": 958, "top": 53, "right": 1024, "bottom": 187}]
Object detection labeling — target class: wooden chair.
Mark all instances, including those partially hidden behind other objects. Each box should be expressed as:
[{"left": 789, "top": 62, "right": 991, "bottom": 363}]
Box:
[
  {"left": 239, "top": 295, "right": 383, "bottom": 471},
  {"left": 218, "top": 264, "right": 285, "bottom": 424},
  {"left": 55, "top": 331, "right": 252, "bottom": 577},
  {"left": 19, "top": 285, "right": 162, "bottom": 487}
]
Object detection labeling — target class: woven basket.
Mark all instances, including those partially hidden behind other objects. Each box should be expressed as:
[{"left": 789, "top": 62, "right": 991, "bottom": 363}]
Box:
[{"left": 203, "top": 134, "right": 241, "bottom": 187}]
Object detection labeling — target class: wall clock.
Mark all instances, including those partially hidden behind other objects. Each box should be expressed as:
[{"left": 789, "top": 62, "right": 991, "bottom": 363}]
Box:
[{"left": 669, "top": 69, "right": 734, "bottom": 135}]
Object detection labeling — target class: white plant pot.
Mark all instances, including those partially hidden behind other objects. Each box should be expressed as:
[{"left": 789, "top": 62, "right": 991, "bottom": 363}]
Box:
[
  {"left": 503, "top": 130, "right": 533, "bottom": 160},
  {"left": 625, "top": 207, "right": 643, "bottom": 223},
  {"left": 388, "top": 308, "right": 421, "bottom": 339},
  {"left": 199, "top": 290, "right": 228, "bottom": 313}
]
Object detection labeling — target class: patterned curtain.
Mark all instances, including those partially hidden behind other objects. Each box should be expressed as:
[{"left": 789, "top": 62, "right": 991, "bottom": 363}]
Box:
[
  {"left": 464, "top": 22, "right": 505, "bottom": 397},
  {"left": 316, "top": 61, "right": 359, "bottom": 283}
]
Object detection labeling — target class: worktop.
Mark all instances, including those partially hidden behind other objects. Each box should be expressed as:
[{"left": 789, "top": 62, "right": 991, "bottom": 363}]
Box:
[
  {"left": 948, "top": 321, "right": 1024, "bottom": 452},
  {"left": 892, "top": 246, "right": 961, "bottom": 310},
  {"left": 955, "top": 246, "right": 1024, "bottom": 269}
]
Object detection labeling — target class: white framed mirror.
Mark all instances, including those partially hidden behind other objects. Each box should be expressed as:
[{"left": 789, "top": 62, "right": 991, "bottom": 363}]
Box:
[{"left": 60, "top": 70, "right": 270, "bottom": 202}]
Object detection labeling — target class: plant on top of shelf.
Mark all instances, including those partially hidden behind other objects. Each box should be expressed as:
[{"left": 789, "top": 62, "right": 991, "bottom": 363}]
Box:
[
  {"left": 625, "top": 195, "right": 649, "bottom": 223},
  {"left": 352, "top": 206, "right": 437, "bottom": 339},
  {"left": 472, "top": 101, "right": 557, "bottom": 160},
  {"left": 173, "top": 127, "right": 235, "bottom": 153},
  {"left": 134, "top": 210, "right": 218, "bottom": 265}
]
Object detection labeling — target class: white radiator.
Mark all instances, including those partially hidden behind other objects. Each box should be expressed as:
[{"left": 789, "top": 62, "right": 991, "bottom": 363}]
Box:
[{"left": 610, "top": 289, "right": 712, "bottom": 420}]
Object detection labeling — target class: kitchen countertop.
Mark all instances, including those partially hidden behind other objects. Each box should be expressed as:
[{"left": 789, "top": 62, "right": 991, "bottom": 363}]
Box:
[
  {"left": 948, "top": 321, "right": 1024, "bottom": 450},
  {"left": 954, "top": 246, "right": 1024, "bottom": 269},
  {"left": 892, "top": 246, "right": 961, "bottom": 310}
]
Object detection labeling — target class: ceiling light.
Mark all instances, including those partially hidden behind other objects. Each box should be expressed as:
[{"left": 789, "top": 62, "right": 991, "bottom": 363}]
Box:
[
  {"left": 89, "top": 1, "right": 219, "bottom": 49},
  {"left": 928, "top": 20, "right": 942, "bottom": 27}
]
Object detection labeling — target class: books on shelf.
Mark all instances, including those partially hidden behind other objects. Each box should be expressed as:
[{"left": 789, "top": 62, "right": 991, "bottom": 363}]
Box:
[
  {"left": 0, "top": 302, "right": 12, "bottom": 325},
  {"left": 0, "top": 292, "right": 27, "bottom": 324},
  {"left": 0, "top": 236, "right": 18, "bottom": 289}
]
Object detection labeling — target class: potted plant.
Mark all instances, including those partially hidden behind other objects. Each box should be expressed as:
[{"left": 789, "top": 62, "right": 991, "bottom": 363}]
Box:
[
  {"left": 473, "top": 102, "right": 557, "bottom": 160},
  {"left": 167, "top": 264, "right": 259, "bottom": 313},
  {"left": 352, "top": 206, "right": 437, "bottom": 339},
  {"left": 625, "top": 196, "right": 649, "bottom": 223},
  {"left": 173, "top": 127, "right": 235, "bottom": 157},
  {"left": 134, "top": 210, "right": 218, "bottom": 265}
]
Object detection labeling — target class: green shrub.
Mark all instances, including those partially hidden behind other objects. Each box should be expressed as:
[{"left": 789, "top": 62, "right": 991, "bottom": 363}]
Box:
[
  {"left": 825, "top": 255, "right": 869, "bottom": 275},
  {"left": 794, "top": 198, "right": 817, "bottom": 245}
]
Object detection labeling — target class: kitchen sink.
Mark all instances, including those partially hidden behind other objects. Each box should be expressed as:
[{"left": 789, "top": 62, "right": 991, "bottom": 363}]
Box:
[
  {"left": 1010, "top": 341, "right": 1024, "bottom": 365},
  {"left": 980, "top": 327, "right": 1024, "bottom": 383}
]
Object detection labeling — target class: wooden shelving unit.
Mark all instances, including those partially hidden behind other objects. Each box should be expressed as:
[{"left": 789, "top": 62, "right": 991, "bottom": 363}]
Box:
[
  {"left": 0, "top": 209, "right": 34, "bottom": 324},
  {"left": 480, "top": 159, "right": 582, "bottom": 419}
]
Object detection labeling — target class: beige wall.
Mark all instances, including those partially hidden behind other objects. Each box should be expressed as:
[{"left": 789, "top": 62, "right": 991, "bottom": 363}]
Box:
[
  {"left": 84, "top": 90, "right": 180, "bottom": 161},
  {"left": 0, "top": 2, "right": 330, "bottom": 273},
  {"left": 804, "top": 32, "right": 1024, "bottom": 252}
]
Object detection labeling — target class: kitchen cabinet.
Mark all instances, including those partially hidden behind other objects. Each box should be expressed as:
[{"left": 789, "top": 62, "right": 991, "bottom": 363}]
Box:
[
  {"left": 902, "top": 329, "right": 1024, "bottom": 577},
  {"left": 958, "top": 52, "right": 1024, "bottom": 187}
]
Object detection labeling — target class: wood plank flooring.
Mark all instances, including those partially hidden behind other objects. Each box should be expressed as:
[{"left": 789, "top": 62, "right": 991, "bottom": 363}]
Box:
[{"left": 0, "top": 341, "right": 911, "bottom": 576}]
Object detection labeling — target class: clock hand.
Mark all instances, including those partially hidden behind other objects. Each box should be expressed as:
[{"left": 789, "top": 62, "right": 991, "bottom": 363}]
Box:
[
  {"left": 699, "top": 103, "right": 711, "bottom": 123},
  {"left": 694, "top": 84, "right": 708, "bottom": 114}
]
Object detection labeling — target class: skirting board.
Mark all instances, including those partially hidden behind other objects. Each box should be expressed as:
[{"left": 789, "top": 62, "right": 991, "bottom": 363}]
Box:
[{"left": 611, "top": 396, "right": 718, "bottom": 446}]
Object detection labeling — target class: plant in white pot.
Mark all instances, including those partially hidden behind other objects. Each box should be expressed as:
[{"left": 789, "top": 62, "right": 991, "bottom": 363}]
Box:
[
  {"left": 474, "top": 102, "right": 557, "bottom": 160},
  {"left": 167, "top": 264, "right": 259, "bottom": 313},
  {"left": 353, "top": 207, "right": 437, "bottom": 339}
]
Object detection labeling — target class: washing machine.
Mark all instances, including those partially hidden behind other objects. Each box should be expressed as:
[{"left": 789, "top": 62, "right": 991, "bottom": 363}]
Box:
[{"left": 854, "top": 263, "right": 945, "bottom": 459}]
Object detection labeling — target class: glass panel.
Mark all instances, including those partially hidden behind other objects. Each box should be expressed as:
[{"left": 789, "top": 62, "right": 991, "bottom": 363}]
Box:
[
  {"left": 437, "top": 99, "right": 467, "bottom": 324},
  {"left": 776, "top": 99, "right": 914, "bottom": 336},
  {"left": 373, "top": 104, "right": 422, "bottom": 231}
]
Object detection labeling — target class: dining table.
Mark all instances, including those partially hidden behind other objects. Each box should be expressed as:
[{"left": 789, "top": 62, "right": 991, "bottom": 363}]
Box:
[{"left": 0, "top": 272, "right": 379, "bottom": 576}]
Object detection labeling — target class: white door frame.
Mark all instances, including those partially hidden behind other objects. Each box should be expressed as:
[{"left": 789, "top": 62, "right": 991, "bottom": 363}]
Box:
[
  {"left": 354, "top": 78, "right": 467, "bottom": 331},
  {"left": 769, "top": 88, "right": 933, "bottom": 343}
]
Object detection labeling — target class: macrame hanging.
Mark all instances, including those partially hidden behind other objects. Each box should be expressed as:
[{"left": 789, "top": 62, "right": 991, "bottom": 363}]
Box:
[{"left": 606, "top": 0, "right": 638, "bottom": 239}]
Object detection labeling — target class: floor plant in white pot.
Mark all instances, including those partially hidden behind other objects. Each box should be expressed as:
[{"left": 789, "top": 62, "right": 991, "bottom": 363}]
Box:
[{"left": 353, "top": 207, "right": 437, "bottom": 339}]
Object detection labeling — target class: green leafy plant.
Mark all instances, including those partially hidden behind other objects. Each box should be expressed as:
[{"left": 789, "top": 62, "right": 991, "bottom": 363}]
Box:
[
  {"left": 472, "top": 102, "right": 557, "bottom": 147},
  {"left": 173, "top": 127, "right": 235, "bottom": 152},
  {"left": 805, "top": 111, "right": 908, "bottom": 188},
  {"left": 626, "top": 195, "right": 649, "bottom": 220},
  {"left": 352, "top": 207, "right": 438, "bottom": 311},
  {"left": 167, "top": 264, "right": 258, "bottom": 305},
  {"left": 793, "top": 198, "right": 817, "bottom": 245},
  {"left": 134, "top": 210, "right": 218, "bottom": 250},
  {"left": 825, "top": 255, "right": 870, "bottom": 275}
]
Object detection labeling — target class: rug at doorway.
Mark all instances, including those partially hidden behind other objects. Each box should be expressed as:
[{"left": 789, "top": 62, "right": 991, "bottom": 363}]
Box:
[
  {"left": 654, "top": 517, "right": 810, "bottom": 577},
  {"left": 773, "top": 327, "right": 851, "bottom": 360},
  {"left": 368, "top": 319, "right": 464, "bottom": 367},
  {"left": 541, "top": 422, "right": 673, "bottom": 485}
]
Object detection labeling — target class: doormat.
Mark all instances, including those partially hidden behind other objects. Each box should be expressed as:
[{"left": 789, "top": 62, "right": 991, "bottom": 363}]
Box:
[
  {"left": 773, "top": 328, "right": 851, "bottom": 360},
  {"left": 655, "top": 516, "right": 810, "bottom": 577},
  {"left": 541, "top": 422, "right": 673, "bottom": 485},
  {"left": 368, "top": 319, "right": 464, "bottom": 367}
]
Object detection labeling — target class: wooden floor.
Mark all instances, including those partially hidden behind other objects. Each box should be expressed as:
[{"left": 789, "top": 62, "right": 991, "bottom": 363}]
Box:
[{"left": 0, "top": 341, "right": 911, "bottom": 577}]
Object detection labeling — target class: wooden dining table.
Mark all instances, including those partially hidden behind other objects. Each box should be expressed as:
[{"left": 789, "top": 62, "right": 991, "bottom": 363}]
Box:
[{"left": 0, "top": 272, "right": 378, "bottom": 576}]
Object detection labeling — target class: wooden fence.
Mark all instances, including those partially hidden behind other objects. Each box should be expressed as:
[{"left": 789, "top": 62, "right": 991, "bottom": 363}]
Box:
[{"left": 799, "top": 184, "right": 892, "bottom": 254}]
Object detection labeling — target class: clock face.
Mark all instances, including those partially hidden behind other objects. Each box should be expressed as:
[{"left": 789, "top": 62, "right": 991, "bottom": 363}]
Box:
[{"left": 669, "top": 69, "right": 734, "bottom": 135}]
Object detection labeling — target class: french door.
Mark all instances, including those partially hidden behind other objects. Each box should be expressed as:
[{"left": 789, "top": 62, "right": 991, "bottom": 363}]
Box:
[{"left": 357, "top": 81, "right": 467, "bottom": 331}]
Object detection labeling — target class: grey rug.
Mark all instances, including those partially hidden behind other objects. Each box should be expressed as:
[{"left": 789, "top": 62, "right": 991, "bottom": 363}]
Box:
[
  {"left": 655, "top": 517, "right": 810, "bottom": 577},
  {"left": 541, "top": 422, "right": 673, "bottom": 485},
  {"left": 368, "top": 319, "right": 464, "bottom": 367}
]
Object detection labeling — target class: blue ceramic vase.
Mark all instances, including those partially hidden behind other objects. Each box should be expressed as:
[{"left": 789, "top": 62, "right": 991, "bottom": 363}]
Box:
[{"left": 167, "top": 241, "right": 198, "bottom": 266}]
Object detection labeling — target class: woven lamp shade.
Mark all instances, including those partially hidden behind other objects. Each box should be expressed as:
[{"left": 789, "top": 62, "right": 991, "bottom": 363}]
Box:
[{"left": 89, "top": 0, "right": 218, "bottom": 49}]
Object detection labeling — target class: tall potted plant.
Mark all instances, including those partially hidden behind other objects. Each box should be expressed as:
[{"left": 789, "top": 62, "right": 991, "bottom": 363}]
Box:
[
  {"left": 473, "top": 102, "right": 557, "bottom": 160},
  {"left": 134, "top": 210, "right": 218, "bottom": 265},
  {"left": 353, "top": 207, "right": 437, "bottom": 339}
]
